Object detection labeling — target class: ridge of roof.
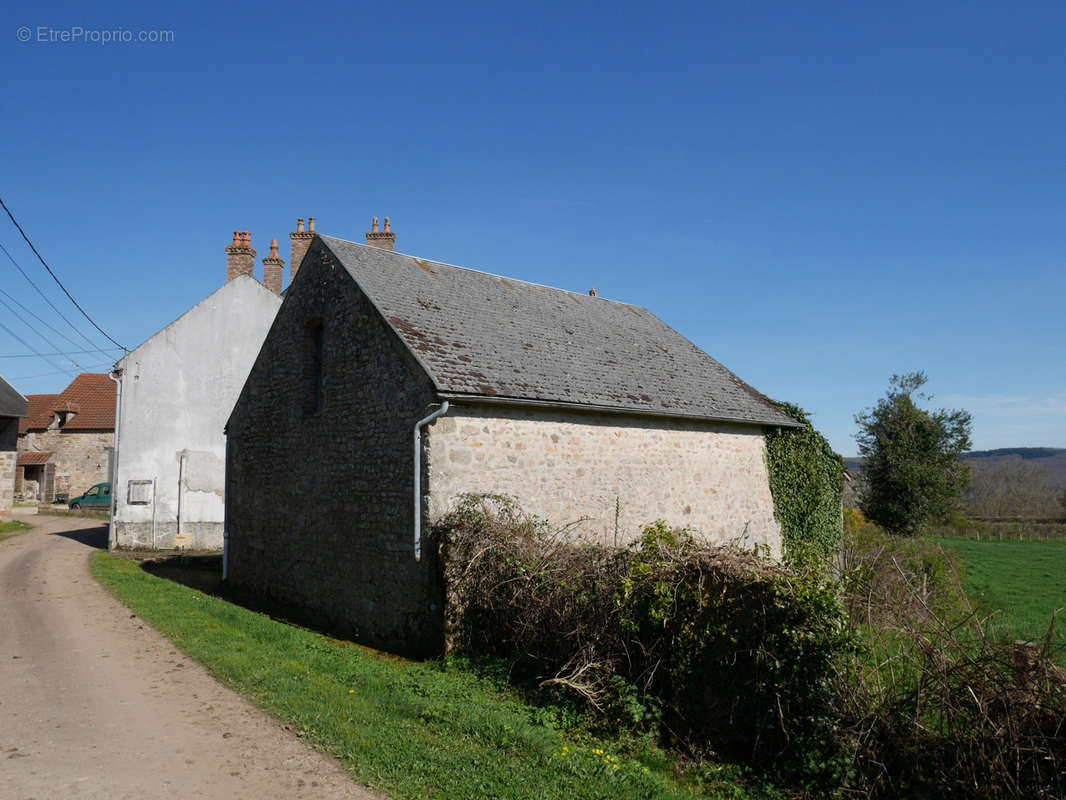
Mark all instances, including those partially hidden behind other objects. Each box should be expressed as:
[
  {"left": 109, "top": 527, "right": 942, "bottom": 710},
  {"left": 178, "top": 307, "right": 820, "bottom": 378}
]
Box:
[
  {"left": 317, "top": 236, "right": 798, "bottom": 429},
  {"left": 318, "top": 234, "right": 649, "bottom": 306}
]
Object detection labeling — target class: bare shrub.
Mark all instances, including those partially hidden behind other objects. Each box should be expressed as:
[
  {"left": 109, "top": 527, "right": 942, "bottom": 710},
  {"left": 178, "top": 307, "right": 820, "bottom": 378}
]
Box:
[
  {"left": 840, "top": 508, "right": 970, "bottom": 630},
  {"left": 437, "top": 496, "right": 1066, "bottom": 798},
  {"left": 839, "top": 514, "right": 1066, "bottom": 798},
  {"left": 435, "top": 495, "right": 853, "bottom": 793}
]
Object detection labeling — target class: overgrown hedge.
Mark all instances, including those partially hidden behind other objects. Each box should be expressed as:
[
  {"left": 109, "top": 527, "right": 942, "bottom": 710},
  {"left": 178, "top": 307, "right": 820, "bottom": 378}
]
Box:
[
  {"left": 436, "top": 497, "right": 1066, "bottom": 798},
  {"left": 435, "top": 495, "right": 854, "bottom": 793},
  {"left": 764, "top": 401, "right": 845, "bottom": 563}
]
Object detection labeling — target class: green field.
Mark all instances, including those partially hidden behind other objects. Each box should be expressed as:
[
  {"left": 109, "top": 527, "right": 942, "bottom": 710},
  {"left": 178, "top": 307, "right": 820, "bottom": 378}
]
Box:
[
  {"left": 91, "top": 553, "right": 760, "bottom": 800},
  {"left": 932, "top": 537, "right": 1066, "bottom": 645}
]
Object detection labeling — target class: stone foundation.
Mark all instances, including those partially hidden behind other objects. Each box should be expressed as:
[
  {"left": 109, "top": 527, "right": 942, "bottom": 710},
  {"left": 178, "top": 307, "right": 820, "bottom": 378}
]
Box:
[{"left": 112, "top": 520, "right": 222, "bottom": 551}]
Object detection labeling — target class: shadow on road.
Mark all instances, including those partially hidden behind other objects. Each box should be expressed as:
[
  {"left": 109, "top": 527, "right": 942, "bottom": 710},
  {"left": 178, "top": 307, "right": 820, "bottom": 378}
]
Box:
[{"left": 51, "top": 526, "right": 109, "bottom": 549}]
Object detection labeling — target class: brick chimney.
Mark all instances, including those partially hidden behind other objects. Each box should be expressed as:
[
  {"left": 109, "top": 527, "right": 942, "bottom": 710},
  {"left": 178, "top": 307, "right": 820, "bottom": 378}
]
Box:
[
  {"left": 365, "top": 216, "right": 396, "bottom": 251},
  {"left": 226, "top": 231, "right": 256, "bottom": 282},
  {"left": 262, "top": 239, "right": 285, "bottom": 295},
  {"left": 290, "top": 217, "right": 315, "bottom": 284}
]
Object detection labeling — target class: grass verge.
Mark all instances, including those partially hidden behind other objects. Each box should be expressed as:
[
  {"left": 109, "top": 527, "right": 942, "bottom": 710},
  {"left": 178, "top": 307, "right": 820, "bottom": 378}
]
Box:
[
  {"left": 90, "top": 552, "right": 757, "bottom": 800},
  {"left": 0, "top": 519, "right": 31, "bottom": 542},
  {"left": 932, "top": 537, "right": 1066, "bottom": 646}
]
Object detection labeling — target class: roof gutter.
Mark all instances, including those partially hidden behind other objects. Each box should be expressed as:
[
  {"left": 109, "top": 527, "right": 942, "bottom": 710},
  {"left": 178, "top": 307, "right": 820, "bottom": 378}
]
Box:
[
  {"left": 413, "top": 400, "right": 449, "bottom": 561},
  {"left": 434, "top": 392, "right": 802, "bottom": 429}
]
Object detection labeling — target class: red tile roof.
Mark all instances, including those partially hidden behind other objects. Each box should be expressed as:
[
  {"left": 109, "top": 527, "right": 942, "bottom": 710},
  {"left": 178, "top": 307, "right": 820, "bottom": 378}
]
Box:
[
  {"left": 17, "top": 451, "right": 54, "bottom": 466},
  {"left": 57, "top": 373, "right": 116, "bottom": 430},
  {"left": 18, "top": 374, "right": 115, "bottom": 434},
  {"left": 18, "top": 394, "right": 60, "bottom": 434}
]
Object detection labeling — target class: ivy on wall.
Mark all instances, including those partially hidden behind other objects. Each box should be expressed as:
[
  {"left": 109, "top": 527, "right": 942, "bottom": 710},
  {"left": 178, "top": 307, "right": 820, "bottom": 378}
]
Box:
[{"left": 764, "top": 401, "right": 845, "bottom": 562}]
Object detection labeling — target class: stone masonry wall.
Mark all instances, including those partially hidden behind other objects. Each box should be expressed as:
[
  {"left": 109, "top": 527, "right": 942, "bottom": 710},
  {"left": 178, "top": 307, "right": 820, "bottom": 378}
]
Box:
[
  {"left": 0, "top": 418, "right": 17, "bottom": 516},
  {"left": 226, "top": 242, "right": 443, "bottom": 658},
  {"left": 19, "top": 429, "right": 113, "bottom": 499},
  {"left": 427, "top": 405, "right": 783, "bottom": 556}
]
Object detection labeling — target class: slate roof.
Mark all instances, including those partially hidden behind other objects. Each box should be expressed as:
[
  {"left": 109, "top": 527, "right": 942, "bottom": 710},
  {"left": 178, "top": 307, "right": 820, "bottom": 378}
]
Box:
[
  {"left": 19, "top": 374, "right": 115, "bottom": 433},
  {"left": 319, "top": 236, "right": 798, "bottom": 428},
  {"left": 0, "top": 375, "right": 27, "bottom": 419}
]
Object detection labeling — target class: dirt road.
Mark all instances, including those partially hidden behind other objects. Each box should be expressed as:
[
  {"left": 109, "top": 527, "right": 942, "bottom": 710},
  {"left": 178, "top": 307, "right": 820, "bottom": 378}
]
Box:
[{"left": 0, "top": 515, "right": 380, "bottom": 800}]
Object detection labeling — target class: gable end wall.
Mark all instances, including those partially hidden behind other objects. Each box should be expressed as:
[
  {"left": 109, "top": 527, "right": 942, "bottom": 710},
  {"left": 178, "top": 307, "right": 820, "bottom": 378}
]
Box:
[
  {"left": 426, "top": 405, "right": 782, "bottom": 555},
  {"left": 225, "top": 244, "right": 443, "bottom": 657}
]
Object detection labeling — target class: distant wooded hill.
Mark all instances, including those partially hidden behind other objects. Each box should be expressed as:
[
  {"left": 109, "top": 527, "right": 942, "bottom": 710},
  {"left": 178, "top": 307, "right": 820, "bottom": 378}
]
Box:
[
  {"left": 843, "top": 448, "right": 1066, "bottom": 517},
  {"left": 962, "top": 448, "right": 1066, "bottom": 481},
  {"left": 845, "top": 448, "right": 1066, "bottom": 476}
]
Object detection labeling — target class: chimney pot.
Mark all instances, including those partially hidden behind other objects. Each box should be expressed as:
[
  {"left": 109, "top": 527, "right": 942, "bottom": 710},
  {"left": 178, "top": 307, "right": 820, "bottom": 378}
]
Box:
[
  {"left": 262, "top": 238, "right": 285, "bottom": 295},
  {"left": 365, "top": 215, "right": 396, "bottom": 251},
  {"left": 290, "top": 215, "right": 316, "bottom": 284},
  {"left": 226, "top": 228, "right": 257, "bottom": 283}
]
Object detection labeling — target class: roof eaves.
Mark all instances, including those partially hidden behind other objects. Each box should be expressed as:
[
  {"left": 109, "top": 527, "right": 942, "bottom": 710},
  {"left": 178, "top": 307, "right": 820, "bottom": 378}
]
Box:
[{"left": 437, "top": 392, "right": 804, "bottom": 428}]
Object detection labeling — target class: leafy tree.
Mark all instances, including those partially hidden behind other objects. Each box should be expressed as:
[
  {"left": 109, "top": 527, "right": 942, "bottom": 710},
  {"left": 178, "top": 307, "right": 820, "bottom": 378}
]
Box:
[{"left": 854, "top": 372, "right": 972, "bottom": 536}]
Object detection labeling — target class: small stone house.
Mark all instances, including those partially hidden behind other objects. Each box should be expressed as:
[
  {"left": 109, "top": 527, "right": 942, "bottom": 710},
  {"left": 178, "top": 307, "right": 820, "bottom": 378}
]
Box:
[
  {"left": 225, "top": 225, "right": 798, "bottom": 657},
  {"left": 109, "top": 222, "right": 317, "bottom": 549},
  {"left": 17, "top": 373, "right": 116, "bottom": 502},
  {"left": 0, "top": 376, "right": 28, "bottom": 518}
]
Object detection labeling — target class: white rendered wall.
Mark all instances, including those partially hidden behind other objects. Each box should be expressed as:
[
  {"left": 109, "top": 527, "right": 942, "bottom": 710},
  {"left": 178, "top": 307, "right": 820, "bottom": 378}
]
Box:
[{"left": 112, "top": 277, "right": 281, "bottom": 549}]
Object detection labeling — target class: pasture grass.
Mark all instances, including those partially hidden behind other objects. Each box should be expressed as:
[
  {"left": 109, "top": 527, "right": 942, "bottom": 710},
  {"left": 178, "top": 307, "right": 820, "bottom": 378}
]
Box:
[{"left": 932, "top": 537, "right": 1066, "bottom": 646}]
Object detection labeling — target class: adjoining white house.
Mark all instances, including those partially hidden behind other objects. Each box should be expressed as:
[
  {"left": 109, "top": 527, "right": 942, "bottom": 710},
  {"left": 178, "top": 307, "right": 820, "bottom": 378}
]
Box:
[{"left": 108, "top": 224, "right": 314, "bottom": 549}]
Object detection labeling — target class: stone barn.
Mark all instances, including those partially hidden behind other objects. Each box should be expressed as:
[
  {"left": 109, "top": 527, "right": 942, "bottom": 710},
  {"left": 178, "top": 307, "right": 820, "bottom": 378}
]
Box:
[{"left": 225, "top": 226, "right": 798, "bottom": 657}]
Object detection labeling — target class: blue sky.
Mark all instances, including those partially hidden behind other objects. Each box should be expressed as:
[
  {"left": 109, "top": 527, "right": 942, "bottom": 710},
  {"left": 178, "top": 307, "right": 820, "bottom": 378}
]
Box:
[{"left": 2, "top": 0, "right": 1063, "bottom": 455}]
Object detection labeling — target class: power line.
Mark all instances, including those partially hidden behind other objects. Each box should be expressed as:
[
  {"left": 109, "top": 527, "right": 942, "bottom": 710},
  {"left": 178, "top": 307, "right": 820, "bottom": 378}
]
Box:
[
  {"left": 0, "top": 280, "right": 115, "bottom": 356},
  {"left": 0, "top": 347, "right": 123, "bottom": 359},
  {"left": 0, "top": 196, "right": 126, "bottom": 351},
  {"left": 0, "top": 293, "right": 85, "bottom": 368},
  {"left": 0, "top": 241, "right": 103, "bottom": 352},
  {"left": 8, "top": 361, "right": 116, "bottom": 381},
  {"left": 0, "top": 320, "right": 77, "bottom": 378}
]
